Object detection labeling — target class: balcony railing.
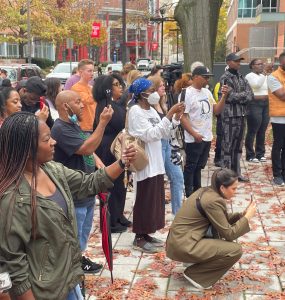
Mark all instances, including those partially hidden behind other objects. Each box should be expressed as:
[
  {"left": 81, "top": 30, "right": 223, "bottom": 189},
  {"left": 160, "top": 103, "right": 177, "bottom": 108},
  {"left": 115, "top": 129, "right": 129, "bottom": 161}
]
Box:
[{"left": 256, "top": 4, "right": 278, "bottom": 16}]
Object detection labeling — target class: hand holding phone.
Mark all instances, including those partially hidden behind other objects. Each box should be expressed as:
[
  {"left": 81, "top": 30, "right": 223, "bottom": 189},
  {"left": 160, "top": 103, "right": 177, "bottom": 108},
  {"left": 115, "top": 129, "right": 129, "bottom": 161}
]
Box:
[
  {"left": 39, "top": 96, "right": 45, "bottom": 110},
  {"left": 243, "top": 193, "right": 256, "bottom": 220}
]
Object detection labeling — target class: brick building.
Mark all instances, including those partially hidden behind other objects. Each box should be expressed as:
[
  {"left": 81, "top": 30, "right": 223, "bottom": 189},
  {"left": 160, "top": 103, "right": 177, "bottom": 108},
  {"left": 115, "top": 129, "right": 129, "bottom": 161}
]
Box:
[
  {"left": 227, "top": 0, "right": 285, "bottom": 62},
  {"left": 96, "top": 0, "right": 160, "bottom": 62},
  {"left": 0, "top": 0, "right": 160, "bottom": 63}
]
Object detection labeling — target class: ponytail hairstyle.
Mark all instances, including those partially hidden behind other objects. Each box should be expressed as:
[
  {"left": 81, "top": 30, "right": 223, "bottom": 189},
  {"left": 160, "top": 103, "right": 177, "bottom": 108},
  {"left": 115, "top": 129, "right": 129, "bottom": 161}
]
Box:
[
  {"left": 0, "top": 112, "right": 39, "bottom": 239},
  {"left": 211, "top": 168, "right": 238, "bottom": 197}
]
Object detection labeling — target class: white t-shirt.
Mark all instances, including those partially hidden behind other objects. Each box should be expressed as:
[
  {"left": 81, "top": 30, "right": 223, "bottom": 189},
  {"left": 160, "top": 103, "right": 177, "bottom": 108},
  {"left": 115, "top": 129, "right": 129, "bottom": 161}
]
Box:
[
  {"left": 245, "top": 72, "right": 268, "bottom": 96},
  {"left": 183, "top": 86, "right": 215, "bottom": 143},
  {"left": 267, "top": 75, "right": 285, "bottom": 124},
  {"left": 128, "top": 105, "right": 173, "bottom": 182}
]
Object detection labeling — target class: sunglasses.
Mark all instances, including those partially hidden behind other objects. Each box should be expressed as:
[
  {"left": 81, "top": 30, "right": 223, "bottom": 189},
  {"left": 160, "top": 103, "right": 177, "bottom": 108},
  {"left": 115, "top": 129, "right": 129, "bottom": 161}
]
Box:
[
  {"left": 112, "top": 82, "right": 122, "bottom": 87},
  {"left": 201, "top": 75, "right": 210, "bottom": 80}
]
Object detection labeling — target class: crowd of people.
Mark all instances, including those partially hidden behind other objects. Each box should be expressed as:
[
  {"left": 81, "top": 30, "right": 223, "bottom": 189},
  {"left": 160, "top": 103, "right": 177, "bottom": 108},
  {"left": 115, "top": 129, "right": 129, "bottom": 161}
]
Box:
[{"left": 0, "top": 50, "right": 285, "bottom": 298}]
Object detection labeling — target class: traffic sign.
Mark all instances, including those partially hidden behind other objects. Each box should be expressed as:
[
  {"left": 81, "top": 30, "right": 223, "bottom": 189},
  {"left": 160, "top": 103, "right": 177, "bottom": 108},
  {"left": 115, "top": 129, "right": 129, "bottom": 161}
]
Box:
[{"left": 66, "top": 38, "right": 73, "bottom": 49}]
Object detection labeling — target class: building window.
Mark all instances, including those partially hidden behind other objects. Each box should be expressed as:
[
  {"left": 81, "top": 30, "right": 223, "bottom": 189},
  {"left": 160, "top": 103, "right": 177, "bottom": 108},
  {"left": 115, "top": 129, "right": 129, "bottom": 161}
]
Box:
[
  {"left": 238, "top": 0, "right": 278, "bottom": 18},
  {"left": 127, "top": 29, "right": 136, "bottom": 42},
  {"left": 6, "top": 43, "right": 19, "bottom": 57}
]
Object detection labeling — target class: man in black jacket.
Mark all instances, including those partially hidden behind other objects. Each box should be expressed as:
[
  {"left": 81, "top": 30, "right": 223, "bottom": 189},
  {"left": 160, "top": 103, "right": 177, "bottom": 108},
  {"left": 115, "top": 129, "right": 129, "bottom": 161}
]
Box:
[{"left": 219, "top": 53, "right": 254, "bottom": 182}]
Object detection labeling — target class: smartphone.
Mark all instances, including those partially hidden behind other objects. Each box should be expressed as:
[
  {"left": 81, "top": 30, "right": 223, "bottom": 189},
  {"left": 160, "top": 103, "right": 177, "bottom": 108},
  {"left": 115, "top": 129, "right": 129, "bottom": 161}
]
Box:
[
  {"left": 39, "top": 96, "right": 45, "bottom": 110},
  {"left": 250, "top": 192, "right": 254, "bottom": 203}
]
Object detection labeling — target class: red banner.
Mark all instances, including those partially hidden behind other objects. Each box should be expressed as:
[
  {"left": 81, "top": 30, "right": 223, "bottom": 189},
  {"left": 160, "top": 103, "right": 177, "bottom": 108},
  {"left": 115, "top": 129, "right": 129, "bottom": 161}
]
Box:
[
  {"left": 152, "top": 42, "right": 158, "bottom": 51},
  {"left": 91, "top": 22, "right": 101, "bottom": 38}
]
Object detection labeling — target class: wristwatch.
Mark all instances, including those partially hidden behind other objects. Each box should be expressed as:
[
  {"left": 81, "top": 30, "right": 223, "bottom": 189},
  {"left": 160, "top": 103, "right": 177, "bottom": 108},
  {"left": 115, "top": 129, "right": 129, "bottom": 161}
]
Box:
[{"left": 118, "top": 159, "right": 126, "bottom": 169}]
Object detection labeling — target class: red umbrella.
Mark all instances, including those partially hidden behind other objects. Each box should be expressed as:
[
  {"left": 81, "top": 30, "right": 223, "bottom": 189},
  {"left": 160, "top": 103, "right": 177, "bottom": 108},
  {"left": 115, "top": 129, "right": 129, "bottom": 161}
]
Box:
[{"left": 98, "top": 192, "right": 113, "bottom": 283}]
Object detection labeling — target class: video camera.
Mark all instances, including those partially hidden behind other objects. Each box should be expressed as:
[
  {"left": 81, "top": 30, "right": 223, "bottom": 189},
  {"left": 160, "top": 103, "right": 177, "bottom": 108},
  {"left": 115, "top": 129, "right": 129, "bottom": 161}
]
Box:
[{"left": 162, "top": 63, "right": 183, "bottom": 87}]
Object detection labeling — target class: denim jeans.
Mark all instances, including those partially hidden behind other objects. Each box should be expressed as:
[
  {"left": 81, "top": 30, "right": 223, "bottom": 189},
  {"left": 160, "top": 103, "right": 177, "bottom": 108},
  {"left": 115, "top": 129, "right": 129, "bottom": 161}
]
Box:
[
  {"left": 75, "top": 200, "right": 95, "bottom": 251},
  {"left": 184, "top": 141, "right": 211, "bottom": 198},
  {"left": 271, "top": 123, "right": 285, "bottom": 178},
  {"left": 161, "top": 139, "right": 184, "bottom": 215},
  {"left": 245, "top": 99, "right": 269, "bottom": 160},
  {"left": 214, "top": 115, "right": 223, "bottom": 163},
  {"left": 66, "top": 284, "right": 83, "bottom": 300}
]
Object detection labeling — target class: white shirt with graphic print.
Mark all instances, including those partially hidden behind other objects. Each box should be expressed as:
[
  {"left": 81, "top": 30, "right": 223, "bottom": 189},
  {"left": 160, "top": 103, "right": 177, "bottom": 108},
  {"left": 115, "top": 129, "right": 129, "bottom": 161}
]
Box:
[{"left": 183, "top": 86, "right": 215, "bottom": 143}]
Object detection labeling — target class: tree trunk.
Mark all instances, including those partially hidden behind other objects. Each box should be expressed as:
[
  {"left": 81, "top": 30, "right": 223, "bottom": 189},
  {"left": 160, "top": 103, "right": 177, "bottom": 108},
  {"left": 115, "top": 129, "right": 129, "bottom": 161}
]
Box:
[
  {"left": 174, "top": 0, "right": 223, "bottom": 72},
  {"left": 19, "top": 42, "right": 25, "bottom": 59}
]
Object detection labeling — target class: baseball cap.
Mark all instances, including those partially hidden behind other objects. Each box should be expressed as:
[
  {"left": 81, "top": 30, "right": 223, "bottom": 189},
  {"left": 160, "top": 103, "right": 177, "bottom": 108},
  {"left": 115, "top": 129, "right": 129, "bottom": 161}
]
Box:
[
  {"left": 226, "top": 53, "right": 244, "bottom": 62},
  {"left": 192, "top": 66, "right": 214, "bottom": 77},
  {"left": 26, "top": 76, "right": 47, "bottom": 96}
]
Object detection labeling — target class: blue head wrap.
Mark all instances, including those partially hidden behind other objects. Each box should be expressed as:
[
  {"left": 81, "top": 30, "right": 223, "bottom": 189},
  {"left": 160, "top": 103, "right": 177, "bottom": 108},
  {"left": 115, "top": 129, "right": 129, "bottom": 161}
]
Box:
[{"left": 128, "top": 77, "right": 152, "bottom": 96}]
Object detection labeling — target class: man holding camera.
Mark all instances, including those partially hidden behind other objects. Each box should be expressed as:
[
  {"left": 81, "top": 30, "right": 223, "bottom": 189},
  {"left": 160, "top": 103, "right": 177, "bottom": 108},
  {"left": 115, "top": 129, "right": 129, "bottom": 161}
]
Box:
[{"left": 219, "top": 53, "right": 254, "bottom": 182}]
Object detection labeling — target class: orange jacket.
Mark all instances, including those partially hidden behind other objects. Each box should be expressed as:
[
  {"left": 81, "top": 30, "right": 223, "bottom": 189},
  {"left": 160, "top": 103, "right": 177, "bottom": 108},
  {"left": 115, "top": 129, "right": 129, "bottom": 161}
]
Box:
[{"left": 268, "top": 67, "right": 285, "bottom": 117}]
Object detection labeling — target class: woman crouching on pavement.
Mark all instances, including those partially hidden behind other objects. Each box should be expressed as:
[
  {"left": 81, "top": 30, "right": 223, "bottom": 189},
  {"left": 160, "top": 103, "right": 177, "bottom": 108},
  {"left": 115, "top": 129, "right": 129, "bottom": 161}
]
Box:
[
  {"left": 0, "top": 112, "right": 136, "bottom": 300},
  {"left": 166, "top": 168, "right": 256, "bottom": 289}
]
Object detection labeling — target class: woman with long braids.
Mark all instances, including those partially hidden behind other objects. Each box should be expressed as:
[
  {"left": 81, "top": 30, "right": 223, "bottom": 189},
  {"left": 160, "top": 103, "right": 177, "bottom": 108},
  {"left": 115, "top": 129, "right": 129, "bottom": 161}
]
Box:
[{"left": 0, "top": 112, "right": 136, "bottom": 300}]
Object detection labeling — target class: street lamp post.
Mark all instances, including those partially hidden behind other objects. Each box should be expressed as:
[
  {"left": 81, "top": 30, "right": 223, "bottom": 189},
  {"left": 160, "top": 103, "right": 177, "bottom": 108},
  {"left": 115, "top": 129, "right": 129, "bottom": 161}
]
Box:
[
  {"left": 122, "top": 0, "right": 127, "bottom": 64},
  {"left": 159, "top": 7, "right": 166, "bottom": 65},
  {"left": 27, "top": 0, "right": 32, "bottom": 64},
  {"left": 150, "top": 6, "right": 175, "bottom": 66},
  {"left": 169, "top": 28, "right": 180, "bottom": 63}
]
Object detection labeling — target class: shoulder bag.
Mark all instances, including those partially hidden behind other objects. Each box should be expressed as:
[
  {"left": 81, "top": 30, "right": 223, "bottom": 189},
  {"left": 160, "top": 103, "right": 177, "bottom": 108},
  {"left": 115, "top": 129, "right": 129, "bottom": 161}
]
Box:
[{"left": 110, "top": 106, "right": 149, "bottom": 172}]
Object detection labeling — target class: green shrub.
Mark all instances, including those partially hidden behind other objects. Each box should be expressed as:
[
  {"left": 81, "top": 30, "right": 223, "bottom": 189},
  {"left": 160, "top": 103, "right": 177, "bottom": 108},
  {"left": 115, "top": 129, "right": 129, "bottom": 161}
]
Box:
[{"left": 29, "top": 58, "right": 54, "bottom": 69}]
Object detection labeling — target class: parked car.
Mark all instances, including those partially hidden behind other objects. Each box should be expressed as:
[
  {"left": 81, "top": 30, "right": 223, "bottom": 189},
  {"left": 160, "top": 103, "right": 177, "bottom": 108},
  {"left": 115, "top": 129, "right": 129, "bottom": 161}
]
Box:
[
  {"left": 104, "top": 63, "right": 123, "bottom": 74},
  {"left": 0, "top": 64, "right": 44, "bottom": 88},
  {"left": 46, "top": 62, "right": 78, "bottom": 84},
  {"left": 136, "top": 58, "right": 154, "bottom": 71}
]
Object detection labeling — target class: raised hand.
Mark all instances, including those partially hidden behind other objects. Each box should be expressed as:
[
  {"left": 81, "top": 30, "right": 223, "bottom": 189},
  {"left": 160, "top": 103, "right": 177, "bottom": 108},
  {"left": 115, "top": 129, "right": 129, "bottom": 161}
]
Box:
[
  {"left": 35, "top": 104, "right": 49, "bottom": 122},
  {"left": 99, "top": 105, "right": 114, "bottom": 126}
]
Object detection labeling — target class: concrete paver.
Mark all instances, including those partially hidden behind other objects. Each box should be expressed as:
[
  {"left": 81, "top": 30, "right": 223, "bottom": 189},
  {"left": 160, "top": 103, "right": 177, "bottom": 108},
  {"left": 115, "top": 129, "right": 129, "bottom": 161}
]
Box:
[{"left": 84, "top": 148, "right": 285, "bottom": 299}]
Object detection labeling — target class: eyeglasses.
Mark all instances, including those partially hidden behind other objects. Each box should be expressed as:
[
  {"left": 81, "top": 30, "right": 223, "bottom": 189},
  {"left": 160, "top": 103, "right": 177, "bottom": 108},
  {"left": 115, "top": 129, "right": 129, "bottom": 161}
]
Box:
[{"left": 112, "top": 82, "right": 122, "bottom": 87}]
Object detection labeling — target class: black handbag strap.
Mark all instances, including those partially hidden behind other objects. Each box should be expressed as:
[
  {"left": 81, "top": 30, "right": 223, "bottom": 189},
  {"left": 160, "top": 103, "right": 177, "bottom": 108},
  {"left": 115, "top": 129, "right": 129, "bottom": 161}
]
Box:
[
  {"left": 180, "top": 88, "right": 186, "bottom": 102},
  {"left": 196, "top": 188, "right": 209, "bottom": 218}
]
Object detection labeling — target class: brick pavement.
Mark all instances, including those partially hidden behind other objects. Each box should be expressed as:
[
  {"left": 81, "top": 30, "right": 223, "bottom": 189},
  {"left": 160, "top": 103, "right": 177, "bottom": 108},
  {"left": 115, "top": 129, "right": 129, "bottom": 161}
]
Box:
[{"left": 84, "top": 148, "right": 285, "bottom": 300}]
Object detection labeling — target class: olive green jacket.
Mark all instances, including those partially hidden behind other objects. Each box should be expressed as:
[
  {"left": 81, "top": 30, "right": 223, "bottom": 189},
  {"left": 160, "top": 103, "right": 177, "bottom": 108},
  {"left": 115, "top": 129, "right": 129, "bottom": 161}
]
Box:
[
  {"left": 166, "top": 187, "right": 250, "bottom": 262},
  {"left": 0, "top": 161, "right": 114, "bottom": 300}
]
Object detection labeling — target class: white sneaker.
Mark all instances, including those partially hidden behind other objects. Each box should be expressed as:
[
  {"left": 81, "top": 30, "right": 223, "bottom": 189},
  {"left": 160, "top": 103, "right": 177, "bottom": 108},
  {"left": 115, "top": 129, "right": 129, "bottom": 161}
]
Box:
[
  {"left": 248, "top": 158, "right": 259, "bottom": 163},
  {"left": 259, "top": 157, "right": 266, "bottom": 162},
  {"left": 183, "top": 271, "right": 212, "bottom": 290}
]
